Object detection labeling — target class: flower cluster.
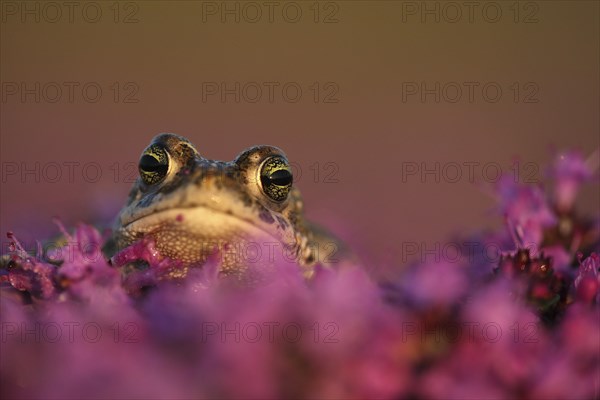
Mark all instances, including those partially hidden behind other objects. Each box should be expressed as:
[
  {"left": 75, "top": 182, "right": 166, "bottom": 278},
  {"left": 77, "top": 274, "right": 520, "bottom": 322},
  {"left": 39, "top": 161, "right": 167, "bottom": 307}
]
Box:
[{"left": 1, "top": 150, "right": 598, "bottom": 399}]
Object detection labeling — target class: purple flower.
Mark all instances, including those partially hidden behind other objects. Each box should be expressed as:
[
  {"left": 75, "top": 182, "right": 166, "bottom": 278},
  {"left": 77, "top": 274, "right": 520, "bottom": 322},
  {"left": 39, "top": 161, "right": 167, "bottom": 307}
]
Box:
[
  {"left": 495, "top": 176, "right": 557, "bottom": 246},
  {"left": 530, "top": 304, "right": 600, "bottom": 399},
  {"left": 399, "top": 261, "right": 469, "bottom": 308},
  {"left": 4, "top": 231, "right": 56, "bottom": 299},
  {"left": 546, "top": 150, "right": 595, "bottom": 212},
  {"left": 1, "top": 147, "right": 598, "bottom": 399},
  {"left": 574, "top": 253, "right": 599, "bottom": 304}
]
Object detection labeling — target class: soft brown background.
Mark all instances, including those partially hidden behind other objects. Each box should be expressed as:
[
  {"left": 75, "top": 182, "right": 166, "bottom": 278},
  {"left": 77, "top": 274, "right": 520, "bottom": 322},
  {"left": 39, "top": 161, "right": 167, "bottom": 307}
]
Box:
[{"left": 1, "top": 1, "right": 598, "bottom": 271}]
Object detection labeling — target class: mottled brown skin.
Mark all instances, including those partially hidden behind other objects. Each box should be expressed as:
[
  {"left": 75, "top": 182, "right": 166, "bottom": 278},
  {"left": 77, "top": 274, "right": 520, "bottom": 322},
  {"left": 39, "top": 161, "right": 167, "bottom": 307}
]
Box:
[{"left": 112, "top": 133, "right": 341, "bottom": 282}]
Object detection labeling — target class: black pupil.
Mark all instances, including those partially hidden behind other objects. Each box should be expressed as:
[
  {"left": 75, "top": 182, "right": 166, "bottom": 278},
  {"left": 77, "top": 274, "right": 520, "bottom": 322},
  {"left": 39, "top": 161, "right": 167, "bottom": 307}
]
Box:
[
  {"left": 268, "top": 169, "right": 292, "bottom": 186},
  {"left": 139, "top": 155, "right": 167, "bottom": 174}
]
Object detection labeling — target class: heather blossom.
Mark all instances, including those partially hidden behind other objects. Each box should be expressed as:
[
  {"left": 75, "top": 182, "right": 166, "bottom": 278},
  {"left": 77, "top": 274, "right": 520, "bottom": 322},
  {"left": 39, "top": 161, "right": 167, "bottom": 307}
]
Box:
[
  {"left": 546, "top": 150, "right": 596, "bottom": 212},
  {"left": 574, "top": 253, "right": 600, "bottom": 304},
  {"left": 1, "top": 149, "right": 599, "bottom": 399},
  {"left": 495, "top": 175, "right": 557, "bottom": 247}
]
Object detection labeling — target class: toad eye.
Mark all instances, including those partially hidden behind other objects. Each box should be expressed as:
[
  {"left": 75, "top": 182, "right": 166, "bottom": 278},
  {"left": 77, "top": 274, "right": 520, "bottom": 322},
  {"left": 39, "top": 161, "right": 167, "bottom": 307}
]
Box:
[
  {"left": 139, "top": 144, "right": 169, "bottom": 185},
  {"left": 260, "top": 156, "right": 293, "bottom": 202}
]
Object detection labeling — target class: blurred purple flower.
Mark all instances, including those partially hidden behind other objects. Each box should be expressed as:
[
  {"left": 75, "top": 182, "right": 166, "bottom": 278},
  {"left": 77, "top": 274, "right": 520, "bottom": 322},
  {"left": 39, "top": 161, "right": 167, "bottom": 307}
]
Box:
[
  {"left": 574, "top": 253, "right": 599, "bottom": 304},
  {"left": 530, "top": 304, "right": 600, "bottom": 399},
  {"left": 495, "top": 176, "right": 557, "bottom": 246},
  {"left": 546, "top": 150, "right": 595, "bottom": 212},
  {"left": 3, "top": 232, "right": 56, "bottom": 299},
  {"left": 398, "top": 261, "right": 469, "bottom": 308},
  {"left": 1, "top": 148, "right": 599, "bottom": 399}
]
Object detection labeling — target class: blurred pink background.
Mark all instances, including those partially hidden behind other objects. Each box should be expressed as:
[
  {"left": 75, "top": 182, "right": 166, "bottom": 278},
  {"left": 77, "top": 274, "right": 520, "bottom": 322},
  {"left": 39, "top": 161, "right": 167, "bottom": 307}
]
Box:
[{"left": 1, "top": 1, "right": 598, "bottom": 269}]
